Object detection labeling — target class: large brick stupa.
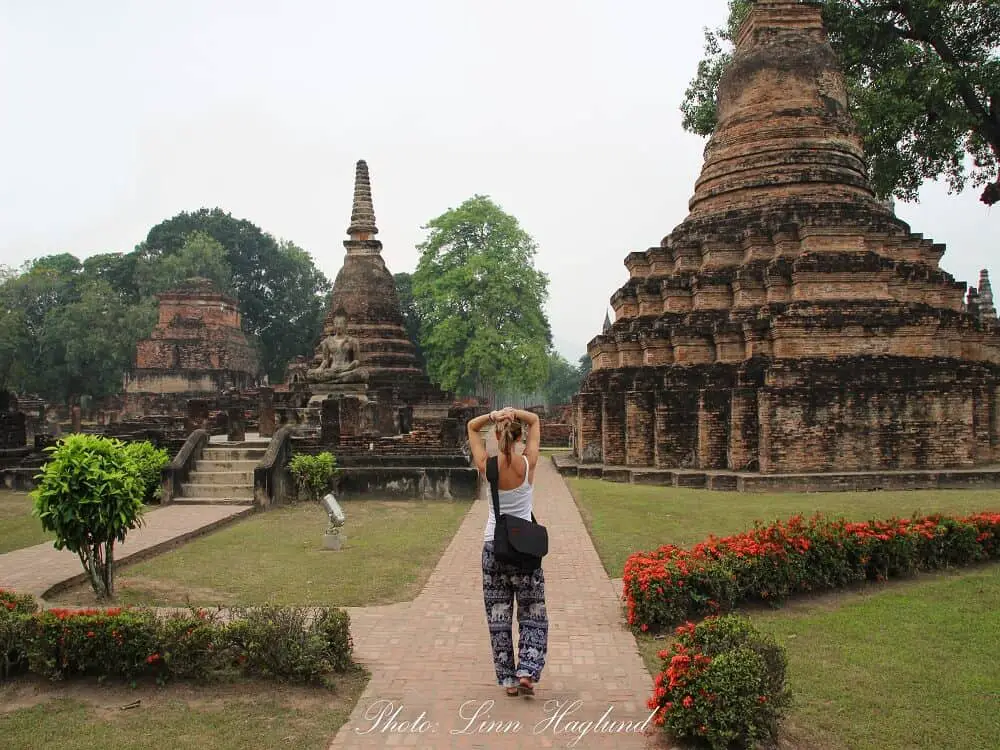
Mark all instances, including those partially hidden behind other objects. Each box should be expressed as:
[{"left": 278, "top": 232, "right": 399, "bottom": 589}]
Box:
[
  {"left": 125, "top": 277, "right": 259, "bottom": 415},
  {"left": 572, "top": 0, "right": 1000, "bottom": 485},
  {"left": 305, "top": 160, "right": 448, "bottom": 405}
]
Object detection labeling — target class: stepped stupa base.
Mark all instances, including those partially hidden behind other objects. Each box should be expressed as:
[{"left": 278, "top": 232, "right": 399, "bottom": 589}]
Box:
[{"left": 553, "top": 454, "right": 1000, "bottom": 493}]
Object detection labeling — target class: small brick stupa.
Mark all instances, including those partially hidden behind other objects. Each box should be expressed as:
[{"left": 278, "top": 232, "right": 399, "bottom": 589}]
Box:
[
  {"left": 125, "top": 277, "right": 258, "bottom": 415},
  {"left": 305, "top": 160, "right": 448, "bottom": 405},
  {"left": 572, "top": 1, "right": 1000, "bottom": 486}
]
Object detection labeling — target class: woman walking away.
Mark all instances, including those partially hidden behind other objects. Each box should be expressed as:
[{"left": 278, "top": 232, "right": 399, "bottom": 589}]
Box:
[{"left": 467, "top": 406, "right": 548, "bottom": 697}]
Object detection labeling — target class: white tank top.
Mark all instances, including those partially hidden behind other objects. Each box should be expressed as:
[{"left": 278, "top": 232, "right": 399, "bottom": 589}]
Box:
[{"left": 484, "top": 454, "right": 533, "bottom": 542}]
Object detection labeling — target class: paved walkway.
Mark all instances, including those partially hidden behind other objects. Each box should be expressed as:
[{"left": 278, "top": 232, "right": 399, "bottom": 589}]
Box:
[
  {"left": 331, "top": 460, "right": 664, "bottom": 750},
  {"left": 0, "top": 504, "right": 252, "bottom": 599}
]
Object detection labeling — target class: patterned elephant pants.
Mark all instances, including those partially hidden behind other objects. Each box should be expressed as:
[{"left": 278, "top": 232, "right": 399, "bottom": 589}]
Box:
[{"left": 482, "top": 541, "right": 549, "bottom": 687}]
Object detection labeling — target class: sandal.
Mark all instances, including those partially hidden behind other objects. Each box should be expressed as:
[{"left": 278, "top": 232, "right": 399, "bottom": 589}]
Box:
[
  {"left": 518, "top": 677, "right": 535, "bottom": 696},
  {"left": 505, "top": 686, "right": 520, "bottom": 697}
]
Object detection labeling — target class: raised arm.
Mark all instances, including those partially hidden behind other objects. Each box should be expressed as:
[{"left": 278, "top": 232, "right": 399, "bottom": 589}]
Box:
[
  {"left": 509, "top": 408, "right": 541, "bottom": 469},
  {"left": 466, "top": 411, "right": 496, "bottom": 474}
]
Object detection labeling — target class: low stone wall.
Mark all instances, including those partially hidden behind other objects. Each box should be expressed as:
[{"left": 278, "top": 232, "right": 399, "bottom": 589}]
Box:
[
  {"left": 553, "top": 455, "right": 1000, "bottom": 493},
  {"left": 334, "top": 466, "right": 480, "bottom": 500},
  {"left": 541, "top": 423, "right": 571, "bottom": 448}
]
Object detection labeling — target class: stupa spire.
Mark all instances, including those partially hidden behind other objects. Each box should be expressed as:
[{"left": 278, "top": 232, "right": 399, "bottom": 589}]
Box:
[
  {"left": 979, "top": 269, "right": 996, "bottom": 321},
  {"left": 347, "top": 160, "right": 379, "bottom": 240},
  {"left": 687, "top": 0, "right": 879, "bottom": 218}
]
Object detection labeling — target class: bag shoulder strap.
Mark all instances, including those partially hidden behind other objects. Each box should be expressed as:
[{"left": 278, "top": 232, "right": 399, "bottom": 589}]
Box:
[{"left": 486, "top": 456, "right": 501, "bottom": 520}]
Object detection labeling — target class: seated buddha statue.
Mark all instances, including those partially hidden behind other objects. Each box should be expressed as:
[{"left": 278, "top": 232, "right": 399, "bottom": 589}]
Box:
[{"left": 306, "top": 311, "right": 369, "bottom": 384}]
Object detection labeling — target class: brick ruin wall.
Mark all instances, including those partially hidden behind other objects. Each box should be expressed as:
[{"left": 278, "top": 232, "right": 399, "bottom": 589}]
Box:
[{"left": 574, "top": 357, "right": 1000, "bottom": 474}]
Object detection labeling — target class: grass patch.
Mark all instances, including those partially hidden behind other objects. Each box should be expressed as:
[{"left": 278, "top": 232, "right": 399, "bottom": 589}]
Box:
[
  {"left": 50, "top": 499, "right": 471, "bottom": 608},
  {"left": 0, "top": 671, "right": 368, "bottom": 750},
  {"left": 569, "top": 478, "right": 1000, "bottom": 577},
  {"left": 0, "top": 489, "right": 53, "bottom": 554},
  {"left": 636, "top": 566, "right": 1000, "bottom": 750}
]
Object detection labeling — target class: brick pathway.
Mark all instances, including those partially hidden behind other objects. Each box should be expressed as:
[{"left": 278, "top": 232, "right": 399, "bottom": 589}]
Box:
[
  {"left": 331, "top": 459, "right": 665, "bottom": 750},
  {"left": 0, "top": 504, "right": 252, "bottom": 599}
]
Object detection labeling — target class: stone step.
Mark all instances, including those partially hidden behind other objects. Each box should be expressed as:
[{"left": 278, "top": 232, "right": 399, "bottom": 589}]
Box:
[
  {"left": 171, "top": 496, "right": 255, "bottom": 506},
  {"left": 201, "top": 448, "right": 267, "bottom": 462},
  {"left": 180, "top": 483, "right": 253, "bottom": 499},
  {"left": 187, "top": 470, "right": 254, "bottom": 485},
  {"left": 194, "top": 459, "right": 258, "bottom": 472}
]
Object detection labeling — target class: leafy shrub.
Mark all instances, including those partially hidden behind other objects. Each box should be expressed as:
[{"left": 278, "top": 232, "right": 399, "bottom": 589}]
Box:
[
  {"left": 0, "top": 595, "right": 354, "bottom": 687},
  {"left": 123, "top": 440, "right": 170, "bottom": 503},
  {"left": 155, "top": 608, "right": 228, "bottom": 682},
  {"left": 649, "top": 616, "right": 790, "bottom": 750},
  {"left": 625, "top": 511, "right": 1000, "bottom": 632},
  {"left": 31, "top": 434, "right": 146, "bottom": 600},
  {"left": 0, "top": 591, "right": 38, "bottom": 679},
  {"left": 225, "top": 604, "right": 352, "bottom": 685},
  {"left": 289, "top": 452, "right": 339, "bottom": 502}
]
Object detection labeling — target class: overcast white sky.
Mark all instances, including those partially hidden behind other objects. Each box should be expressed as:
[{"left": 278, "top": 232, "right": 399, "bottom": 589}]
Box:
[{"left": 1, "top": 0, "right": 995, "bottom": 362}]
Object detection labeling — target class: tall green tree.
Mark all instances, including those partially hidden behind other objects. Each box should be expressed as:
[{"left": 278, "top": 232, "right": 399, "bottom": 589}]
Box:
[
  {"left": 141, "top": 208, "right": 330, "bottom": 379},
  {"left": 393, "top": 271, "right": 426, "bottom": 368},
  {"left": 577, "top": 353, "right": 592, "bottom": 378},
  {"left": 544, "top": 352, "right": 584, "bottom": 406},
  {"left": 0, "top": 258, "right": 141, "bottom": 403},
  {"left": 681, "top": 0, "right": 1000, "bottom": 205},
  {"left": 134, "top": 230, "right": 233, "bottom": 298},
  {"left": 412, "top": 196, "right": 552, "bottom": 396}
]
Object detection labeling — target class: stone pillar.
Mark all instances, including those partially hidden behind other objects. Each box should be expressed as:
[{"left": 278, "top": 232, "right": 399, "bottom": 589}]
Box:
[
  {"left": 757, "top": 390, "right": 774, "bottom": 473},
  {"left": 654, "top": 390, "right": 698, "bottom": 468},
  {"left": 227, "top": 407, "right": 246, "bottom": 442},
  {"left": 440, "top": 417, "right": 461, "bottom": 447},
  {"left": 258, "top": 387, "right": 275, "bottom": 438},
  {"left": 397, "top": 405, "right": 414, "bottom": 434},
  {"left": 973, "top": 386, "right": 991, "bottom": 462},
  {"left": 576, "top": 392, "right": 604, "bottom": 464},
  {"left": 729, "top": 387, "right": 759, "bottom": 471},
  {"left": 625, "top": 391, "right": 654, "bottom": 467},
  {"left": 375, "top": 389, "right": 395, "bottom": 435},
  {"left": 321, "top": 398, "right": 341, "bottom": 445},
  {"left": 71, "top": 405, "right": 81, "bottom": 434},
  {"left": 186, "top": 399, "right": 210, "bottom": 433},
  {"left": 602, "top": 390, "right": 627, "bottom": 466},
  {"left": 697, "top": 389, "right": 730, "bottom": 470},
  {"left": 339, "top": 396, "right": 364, "bottom": 438}
]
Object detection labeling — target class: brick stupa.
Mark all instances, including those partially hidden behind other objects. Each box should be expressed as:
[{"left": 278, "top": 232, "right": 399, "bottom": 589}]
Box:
[
  {"left": 572, "top": 1, "right": 1000, "bottom": 485},
  {"left": 311, "top": 160, "right": 448, "bottom": 404},
  {"left": 125, "top": 277, "right": 258, "bottom": 415}
]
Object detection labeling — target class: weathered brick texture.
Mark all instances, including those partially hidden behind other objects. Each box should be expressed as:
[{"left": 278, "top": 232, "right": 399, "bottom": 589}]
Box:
[
  {"left": 572, "top": 1, "right": 1000, "bottom": 483},
  {"left": 125, "top": 279, "right": 258, "bottom": 415}
]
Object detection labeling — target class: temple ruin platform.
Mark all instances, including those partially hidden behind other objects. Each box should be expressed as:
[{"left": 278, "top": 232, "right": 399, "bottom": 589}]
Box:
[{"left": 553, "top": 454, "right": 1000, "bottom": 493}]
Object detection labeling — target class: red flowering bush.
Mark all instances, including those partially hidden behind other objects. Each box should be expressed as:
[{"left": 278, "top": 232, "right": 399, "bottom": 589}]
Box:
[
  {"left": 625, "top": 511, "right": 1000, "bottom": 632},
  {"left": 0, "top": 589, "right": 39, "bottom": 678},
  {"left": 648, "top": 616, "right": 790, "bottom": 749},
  {"left": 26, "top": 606, "right": 159, "bottom": 681}
]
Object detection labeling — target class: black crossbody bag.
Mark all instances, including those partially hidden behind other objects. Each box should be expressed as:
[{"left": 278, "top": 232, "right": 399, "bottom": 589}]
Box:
[{"left": 486, "top": 455, "right": 549, "bottom": 571}]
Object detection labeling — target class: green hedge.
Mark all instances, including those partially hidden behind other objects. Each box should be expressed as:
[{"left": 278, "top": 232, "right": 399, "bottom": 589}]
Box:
[{"left": 0, "top": 590, "right": 353, "bottom": 687}]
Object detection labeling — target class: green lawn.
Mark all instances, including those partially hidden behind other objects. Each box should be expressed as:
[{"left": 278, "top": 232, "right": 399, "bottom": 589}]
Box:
[
  {"left": 569, "top": 478, "right": 1000, "bottom": 577},
  {"left": 0, "top": 489, "right": 53, "bottom": 554},
  {"left": 50, "top": 498, "right": 472, "bottom": 608},
  {"left": 0, "top": 672, "right": 368, "bottom": 750},
  {"left": 571, "top": 479, "right": 1000, "bottom": 750}
]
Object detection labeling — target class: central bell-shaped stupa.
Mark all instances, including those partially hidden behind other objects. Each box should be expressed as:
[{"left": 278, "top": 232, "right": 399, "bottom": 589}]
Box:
[{"left": 572, "top": 0, "right": 1000, "bottom": 484}]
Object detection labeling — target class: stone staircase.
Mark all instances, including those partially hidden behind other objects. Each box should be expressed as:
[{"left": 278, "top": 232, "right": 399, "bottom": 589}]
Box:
[{"left": 173, "top": 440, "right": 268, "bottom": 506}]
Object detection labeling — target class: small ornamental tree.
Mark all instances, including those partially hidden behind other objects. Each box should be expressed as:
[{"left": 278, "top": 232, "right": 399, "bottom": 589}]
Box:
[
  {"left": 288, "top": 452, "right": 339, "bottom": 502},
  {"left": 31, "top": 434, "right": 146, "bottom": 600}
]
